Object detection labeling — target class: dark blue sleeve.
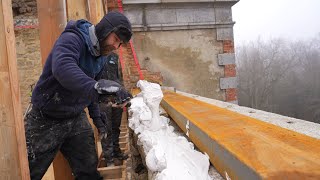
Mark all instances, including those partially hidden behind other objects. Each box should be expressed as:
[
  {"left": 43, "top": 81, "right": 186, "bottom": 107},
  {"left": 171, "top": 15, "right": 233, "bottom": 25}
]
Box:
[
  {"left": 88, "top": 103, "right": 105, "bottom": 129},
  {"left": 51, "top": 32, "right": 99, "bottom": 101}
]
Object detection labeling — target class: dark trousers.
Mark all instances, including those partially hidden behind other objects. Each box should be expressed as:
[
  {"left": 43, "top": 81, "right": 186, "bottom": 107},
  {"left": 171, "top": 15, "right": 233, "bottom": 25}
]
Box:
[
  {"left": 99, "top": 104, "right": 123, "bottom": 159},
  {"left": 24, "top": 108, "right": 102, "bottom": 180}
]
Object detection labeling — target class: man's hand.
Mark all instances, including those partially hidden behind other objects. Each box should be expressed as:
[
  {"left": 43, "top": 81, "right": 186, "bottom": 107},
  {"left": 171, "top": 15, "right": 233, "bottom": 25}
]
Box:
[
  {"left": 98, "top": 127, "right": 108, "bottom": 140},
  {"left": 94, "top": 79, "right": 122, "bottom": 94},
  {"left": 95, "top": 79, "right": 132, "bottom": 104},
  {"left": 115, "top": 89, "right": 132, "bottom": 104}
]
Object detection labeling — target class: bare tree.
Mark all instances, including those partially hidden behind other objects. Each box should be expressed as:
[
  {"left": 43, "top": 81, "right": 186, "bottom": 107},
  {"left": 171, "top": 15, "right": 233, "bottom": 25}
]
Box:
[
  {"left": 237, "top": 34, "right": 320, "bottom": 123},
  {"left": 237, "top": 38, "right": 298, "bottom": 110}
]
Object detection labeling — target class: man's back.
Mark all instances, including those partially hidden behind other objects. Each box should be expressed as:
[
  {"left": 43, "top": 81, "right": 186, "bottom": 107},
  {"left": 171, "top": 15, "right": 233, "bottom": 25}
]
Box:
[{"left": 31, "top": 20, "right": 105, "bottom": 118}]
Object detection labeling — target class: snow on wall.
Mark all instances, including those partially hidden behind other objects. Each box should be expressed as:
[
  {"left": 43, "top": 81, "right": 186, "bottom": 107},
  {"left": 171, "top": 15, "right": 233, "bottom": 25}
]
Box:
[{"left": 128, "top": 80, "right": 211, "bottom": 180}]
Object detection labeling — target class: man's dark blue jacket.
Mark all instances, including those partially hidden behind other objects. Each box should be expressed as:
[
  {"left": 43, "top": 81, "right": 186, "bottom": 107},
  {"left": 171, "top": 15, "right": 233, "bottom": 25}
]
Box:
[{"left": 31, "top": 19, "right": 108, "bottom": 127}]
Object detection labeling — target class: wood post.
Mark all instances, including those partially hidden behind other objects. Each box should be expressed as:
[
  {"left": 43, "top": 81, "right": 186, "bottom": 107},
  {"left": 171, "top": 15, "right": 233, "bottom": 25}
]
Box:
[
  {"left": 37, "top": 0, "right": 74, "bottom": 180},
  {"left": 88, "top": 0, "right": 105, "bottom": 24},
  {"left": 0, "top": 0, "right": 30, "bottom": 179},
  {"left": 66, "top": 0, "right": 89, "bottom": 21},
  {"left": 37, "top": 0, "right": 67, "bottom": 65}
]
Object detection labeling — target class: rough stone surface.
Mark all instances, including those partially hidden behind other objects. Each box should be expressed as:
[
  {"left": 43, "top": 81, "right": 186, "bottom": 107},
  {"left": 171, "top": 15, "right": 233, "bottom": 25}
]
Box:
[
  {"left": 218, "top": 53, "right": 235, "bottom": 65},
  {"left": 130, "top": 130, "right": 148, "bottom": 180},
  {"left": 214, "top": 5, "right": 232, "bottom": 23},
  {"left": 220, "top": 77, "right": 237, "bottom": 89},
  {"left": 124, "top": 3, "right": 219, "bottom": 27},
  {"left": 14, "top": 18, "right": 38, "bottom": 27},
  {"left": 133, "top": 30, "right": 225, "bottom": 100},
  {"left": 217, "top": 27, "right": 234, "bottom": 40},
  {"left": 12, "top": 0, "right": 37, "bottom": 16},
  {"left": 15, "top": 28, "right": 42, "bottom": 113}
]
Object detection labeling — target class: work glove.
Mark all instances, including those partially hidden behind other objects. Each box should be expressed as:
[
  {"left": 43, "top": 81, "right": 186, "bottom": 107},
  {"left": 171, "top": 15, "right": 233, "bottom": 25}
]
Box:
[
  {"left": 95, "top": 79, "right": 132, "bottom": 104},
  {"left": 115, "top": 89, "right": 133, "bottom": 104},
  {"left": 98, "top": 126, "right": 108, "bottom": 140},
  {"left": 95, "top": 79, "right": 122, "bottom": 94}
]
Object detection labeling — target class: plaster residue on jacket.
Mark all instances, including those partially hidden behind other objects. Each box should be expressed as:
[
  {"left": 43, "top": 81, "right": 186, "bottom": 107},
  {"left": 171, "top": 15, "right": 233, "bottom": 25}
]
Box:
[{"left": 128, "top": 80, "right": 212, "bottom": 180}]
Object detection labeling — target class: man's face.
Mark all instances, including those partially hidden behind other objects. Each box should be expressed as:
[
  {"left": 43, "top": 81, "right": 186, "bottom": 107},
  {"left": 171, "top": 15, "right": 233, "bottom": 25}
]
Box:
[{"left": 100, "top": 32, "right": 123, "bottom": 56}]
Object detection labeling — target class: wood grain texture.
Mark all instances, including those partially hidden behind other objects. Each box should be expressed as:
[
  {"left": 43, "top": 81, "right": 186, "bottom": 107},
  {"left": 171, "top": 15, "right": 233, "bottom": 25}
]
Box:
[
  {"left": 42, "top": 164, "right": 55, "bottom": 180},
  {"left": 52, "top": 152, "right": 74, "bottom": 180},
  {"left": 37, "top": 0, "right": 67, "bottom": 65},
  {"left": 37, "top": 0, "right": 72, "bottom": 179},
  {"left": 87, "top": 0, "right": 98, "bottom": 24},
  {"left": 0, "top": 0, "right": 30, "bottom": 179},
  {"left": 87, "top": 0, "right": 105, "bottom": 24},
  {"left": 66, "top": 0, "right": 89, "bottom": 21},
  {"left": 162, "top": 91, "right": 320, "bottom": 180}
]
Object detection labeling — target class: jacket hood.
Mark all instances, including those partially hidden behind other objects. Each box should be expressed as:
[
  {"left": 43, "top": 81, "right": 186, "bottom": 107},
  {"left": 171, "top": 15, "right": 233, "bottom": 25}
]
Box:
[
  {"left": 65, "top": 20, "right": 101, "bottom": 57},
  {"left": 95, "top": 11, "right": 132, "bottom": 43}
]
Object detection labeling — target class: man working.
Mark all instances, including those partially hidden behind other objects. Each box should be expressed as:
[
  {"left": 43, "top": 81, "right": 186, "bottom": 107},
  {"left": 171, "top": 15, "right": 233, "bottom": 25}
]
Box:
[
  {"left": 97, "top": 52, "right": 129, "bottom": 166},
  {"left": 25, "top": 11, "right": 132, "bottom": 180}
]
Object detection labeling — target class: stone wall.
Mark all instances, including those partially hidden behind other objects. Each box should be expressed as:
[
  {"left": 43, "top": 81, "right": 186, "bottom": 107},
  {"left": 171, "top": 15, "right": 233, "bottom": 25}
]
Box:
[
  {"left": 15, "top": 28, "right": 42, "bottom": 113},
  {"left": 12, "top": 0, "right": 37, "bottom": 16},
  {"left": 120, "top": 0, "right": 238, "bottom": 102},
  {"left": 133, "top": 30, "right": 225, "bottom": 100},
  {"left": 12, "top": 0, "right": 41, "bottom": 113}
]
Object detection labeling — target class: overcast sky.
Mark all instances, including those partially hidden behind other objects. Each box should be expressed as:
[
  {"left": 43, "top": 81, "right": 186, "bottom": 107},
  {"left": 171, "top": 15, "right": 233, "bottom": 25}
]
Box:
[{"left": 232, "top": 0, "right": 320, "bottom": 45}]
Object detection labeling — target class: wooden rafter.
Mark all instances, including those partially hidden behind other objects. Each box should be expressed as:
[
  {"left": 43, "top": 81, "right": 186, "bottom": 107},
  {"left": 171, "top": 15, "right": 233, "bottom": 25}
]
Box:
[{"left": 0, "top": 0, "right": 30, "bottom": 179}]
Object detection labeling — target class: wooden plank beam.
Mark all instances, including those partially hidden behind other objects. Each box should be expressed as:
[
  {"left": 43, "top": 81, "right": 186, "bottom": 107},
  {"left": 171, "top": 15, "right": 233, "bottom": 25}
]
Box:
[
  {"left": 98, "top": 165, "right": 125, "bottom": 179},
  {"left": 87, "top": 0, "right": 98, "bottom": 24},
  {"left": 66, "top": 0, "right": 89, "bottom": 21},
  {"left": 37, "top": 0, "right": 67, "bottom": 65},
  {"left": 87, "top": 0, "right": 105, "bottom": 24},
  {"left": 42, "top": 164, "right": 55, "bottom": 180},
  {"left": 65, "top": 0, "right": 102, "bottom": 158},
  {"left": 96, "top": 0, "right": 104, "bottom": 22},
  {"left": 36, "top": 1, "right": 73, "bottom": 180},
  {"left": 0, "top": 0, "right": 30, "bottom": 179},
  {"left": 161, "top": 91, "right": 320, "bottom": 179}
]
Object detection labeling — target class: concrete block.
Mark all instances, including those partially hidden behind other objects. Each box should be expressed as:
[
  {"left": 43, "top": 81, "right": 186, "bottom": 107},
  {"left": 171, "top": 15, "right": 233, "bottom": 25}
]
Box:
[
  {"left": 124, "top": 9, "right": 143, "bottom": 25},
  {"left": 146, "top": 9, "right": 177, "bottom": 24},
  {"left": 218, "top": 53, "right": 235, "bottom": 65},
  {"left": 160, "top": 2, "right": 214, "bottom": 9},
  {"left": 228, "top": 100, "right": 238, "bottom": 104},
  {"left": 161, "top": 86, "right": 176, "bottom": 92},
  {"left": 176, "top": 9, "right": 194, "bottom": 23},
  {"left": 193, "top": 8, "right": 215, "bottom": 23},
  {"left": 217, "top": 27, "right": 233, "bottom": 40},
  {"left": 144, "top": 3, "right": 161, "bottom": 10},
  {"left": 220, "top": 77, "right": 237, "bottom": 89},
  {"left": 162, "top": 0, "right": 215, "bottom": 2},
  {"left": 215, "top": 6, "right": 232, "bottom": 23},
  {"left": 123, "top": 0, "right": 217, "bottom": 3},
  {"left": 123, "top": 0, "right": 161, "bottom": 4}
]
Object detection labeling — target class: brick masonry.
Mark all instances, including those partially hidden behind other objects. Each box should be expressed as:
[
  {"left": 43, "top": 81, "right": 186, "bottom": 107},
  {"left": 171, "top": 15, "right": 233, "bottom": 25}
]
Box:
[
  {"left": 109, "top": 0, "right": 164, "bottom": 90},
  {"left": 222, "top": 40, "right": 238, "bottom": 103}
]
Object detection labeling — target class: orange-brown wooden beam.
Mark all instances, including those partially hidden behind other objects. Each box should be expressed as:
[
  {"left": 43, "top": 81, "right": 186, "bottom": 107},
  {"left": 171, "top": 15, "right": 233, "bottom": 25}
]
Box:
[
  {"left": 66, "top": 0, "right": 89, "bottom": 21},
  {"left": 87, "top": 0, "right": 104, "bottom": 25},
  {"left": 37, "top": 0, "right": 74, "bottom": 180},
  {"left": 37, "top": 0, "right": 67, "bottom": 65},
  {"left": 161, "top": 91, "right": 320, "bottom": 180},
  {"left": 0, "top": 0, "right": 30, "bottom": 179}
]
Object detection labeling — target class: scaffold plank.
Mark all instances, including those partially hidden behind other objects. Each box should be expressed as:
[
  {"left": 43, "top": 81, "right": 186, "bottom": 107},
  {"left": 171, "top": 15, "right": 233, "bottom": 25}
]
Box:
[{"left": 161, "top": 91, "right": 320, "bottom": 180}]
